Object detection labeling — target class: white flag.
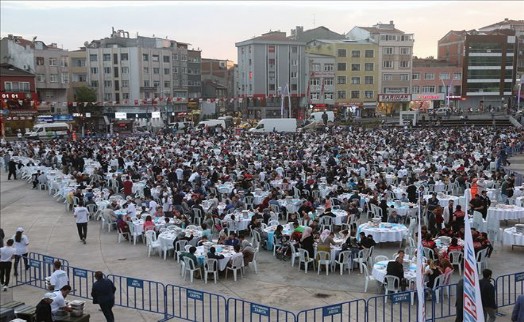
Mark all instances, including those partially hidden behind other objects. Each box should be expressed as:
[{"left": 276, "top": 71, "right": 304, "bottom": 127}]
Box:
[{"left": 416, "top": 202, "right": 426, "bottom": 321}]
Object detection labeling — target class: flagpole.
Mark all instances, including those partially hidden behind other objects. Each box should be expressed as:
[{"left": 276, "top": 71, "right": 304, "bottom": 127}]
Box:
[
  {"left": 287, "top": 83, "right": 291, "bottom": 118},
  {"left": 280, "top": 86, "right": 284, "bottom": 118}
]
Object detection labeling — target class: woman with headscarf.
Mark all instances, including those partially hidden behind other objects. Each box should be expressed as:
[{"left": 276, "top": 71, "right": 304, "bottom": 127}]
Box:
[
  {"left": 316, "top": 229, "right": 336, "bottom": 253},
  {"left": 299, "top": 227, "right": 315, "bottom": 258}
]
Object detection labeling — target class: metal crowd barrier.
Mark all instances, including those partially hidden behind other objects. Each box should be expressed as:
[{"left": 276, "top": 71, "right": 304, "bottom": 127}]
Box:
[
  {"left": 164, "top": 284, "right": 227, "bottom": 322},
  {"left": 295, "top": 299, "right": 366, "bottom": 322},
  {"left": 12, "top": 253, "right": 524, "bottom": 322}
]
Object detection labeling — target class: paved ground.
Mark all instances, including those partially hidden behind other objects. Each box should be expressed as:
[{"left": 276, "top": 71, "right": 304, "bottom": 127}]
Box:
[{"left": 1, "top": 152, "right": 524, "bottom": 321}]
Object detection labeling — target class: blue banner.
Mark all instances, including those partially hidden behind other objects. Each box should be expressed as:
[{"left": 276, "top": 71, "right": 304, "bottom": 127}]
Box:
[
  {"left": 391, "top": 292, "right": 411, "bottom": 303},
  {"left": 73, "top": 268, "right": 87, "bottom": 278},
  {"left": 322, "top": 304, "right": 342, "bottom": 316},
  {"left": 187, "top": 290, "right": 204, "bottom": 301},
  {"left": 127, "top": 278, "right": 144, "bottom": 288},
  {"left": 53, "top": 114, "right": 74, "bottom": 121},
  {"left": 250, "top": 303, "right": 270, "bottom": 317}
]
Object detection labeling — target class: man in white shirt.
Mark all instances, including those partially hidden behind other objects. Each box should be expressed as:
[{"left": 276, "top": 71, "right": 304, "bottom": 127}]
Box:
[
  {"left": 74, "top": 202, "right": 89, "bottom": 244},
  {"left": 48, "top": 261, "right": 69, "bottom": 292},
  {"left": 0, "top": 239, "right": 15, "bottom": 291},
  {"left": 51, "top": 285, "right": 72, "bottom": 317},
  {"left": 125, "top": 198, "right": 137, "bottom": 219}
]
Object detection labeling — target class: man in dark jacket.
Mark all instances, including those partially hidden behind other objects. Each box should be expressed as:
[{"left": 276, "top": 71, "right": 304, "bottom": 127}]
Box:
[
  {"left": 480, "top": 269, "right": 497, "bottom": 322},
  {"left": 91, "top": 271, "right": 116, "bottom": 322},
  {"left": 35, "top": 292, "right": 56, "bottom": 322}
]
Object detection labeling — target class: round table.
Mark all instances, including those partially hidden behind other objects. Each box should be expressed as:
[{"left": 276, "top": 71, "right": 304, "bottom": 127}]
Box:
[
  {"left": 358, "top": 223, "right": 408, "bottom": 244},
  {"left": 487, "top": 205, "right": 524, "bottom": 221},
  {"left": 502, "top": 227, "right": 524, "bottom": 248},
  {"left": 423, "top": 194, "right": 459, "bottom": 208},
  {"left": 371, "top": 260, "right": 416, "bottom": 283}
]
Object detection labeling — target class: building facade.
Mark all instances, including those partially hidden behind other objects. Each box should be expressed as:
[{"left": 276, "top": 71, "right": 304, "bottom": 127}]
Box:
[
  {"left": 235, "top": 31, "right": 307, "bottom": 119},
  {"left": 437, "top": 30, "right": 467, "bottom": 67},
  {"left": 201, "top": 59, "right": 235, "bottom": 114},
  {"left": 347, "top": 21, "right": 414, "bottom": 116}
]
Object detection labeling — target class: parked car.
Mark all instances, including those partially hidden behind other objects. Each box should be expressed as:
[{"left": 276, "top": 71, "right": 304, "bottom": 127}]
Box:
[{"left": 435, "top": 107, "right": 451, "bottom": 115}]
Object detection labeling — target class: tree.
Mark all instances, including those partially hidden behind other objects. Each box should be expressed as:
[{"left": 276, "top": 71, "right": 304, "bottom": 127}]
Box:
[{"left": 74, "top": 86, "right": 97, "bottom": 103}]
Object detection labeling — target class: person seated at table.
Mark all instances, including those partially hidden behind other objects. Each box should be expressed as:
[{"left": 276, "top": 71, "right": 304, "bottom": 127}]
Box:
[
  {"left": 84, "top": 188, "right": 94, "bottom": 201},
  {"left": 116, "top": 215, "right": 130, "bottom": 240},
  {"left": 207, "top": 246, "right": 225, "bottom": 260},
  {"left": 451, "top": 205, "right": 465, "bottom": 232},
  {"left": 224, "top": 232, "right": 240, "bottom": 247},
  {"left": 180, "top": 246, "right": 201, "bottom": 277},
  {"left": 299, "top": 227, "right": 315, "bottom": 258},
  {"left": 342, "top": 232, "right": 361, "bottom": 258},
  {"left": 478, "top": 232, "right": 494, "bottom": 257},
  {"left": 438, "top": 223, "right": 454, "bottom": 237},
  {"left": 227, "top": 244, "right": 243, "bottom": 268},
  {"left": 288, "top": 212, "right": 299, "bottom": 223},
  {"left": 153, "top": 206, "right": 163, "bottom": 218},
  {"left": 424, "top": 259, "right": 442, "bottom": 291},
  {"left": 447, "top": 237, "right": 463, "bottom": 253},
  {"left": 172, "top": 231, "right": 194, "bottom": 248},
  {"left": 320, "top": 208, "right": 336, "bottom": 218},
  {"left": 400, "top": 193, "right": 409, "bottom": 203},
  {"left": 439, "top": 258, "right": 453, "bottom": 275},
  {"left": 85, "top": 195, "right": 97, "bottom": 208},
  {"left": 386, "top": 250, "right": 406, "bottom": 291},
  {"left": 387, "top": 210, "right": 400, "bottom": 224},
  {"left": 239, "top": 233, "right": 255, "bottom": 266},
  {"left": 422, "top": 233, "right": 437, "bottom": 251},
  {"left": 309, "top": 218, "right": 321, "bottom": 235},
  {"left": 317, "top": 229, "right": 337, "bottom": 253},
  {"left": 363, "top": 234, "right": 377, "bottom": 248},
  {"left": 217, "top": 228, "right": 229, "bottom": 244},
  {"left": 197, "top": 235, "right": 209, "bottom": 246},
  {"left": 200, "top": 223, "right": 212, "bottom": 239},
  {"left": 143, "top": 215, "right": 156, "bottom": 232},
  {"left": 180, "top": 215, "right": 191, "bottom": 229},
  {"left": 298, "top": 200, "right": 314, "bottom": 217}
]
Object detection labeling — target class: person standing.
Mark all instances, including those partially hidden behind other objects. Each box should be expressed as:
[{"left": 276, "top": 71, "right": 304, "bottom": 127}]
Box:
[
  {"left": 455, "top": 278, "right": 464, "bottom": 322},
  {"left": 8, "top": 158, "right": 17, "bottom": 180},
  {"left": 12, "top": 227, "right": 29, "bottom": 276},
  {"left": 74, "top": 201, "right": 89, "bottom": 244},
  {"left": 480, "top": 268, "right": 497, "bottom": 322},
  {"left": 48, "top": 261, "right": 69, "bottom": 291},
  {"left": 35, "top": 292, "right": 57, "bottom": 322},
  {"left": 0, "top": 227, "right": 4, "bottom": 247},
  {"left": 512, "top": 294, "right": 524, "bottom": 322},
  {"left": 0, "top": 239, "right": 15, "bottom": 291},
  {"left": 91, "top": 271, "right": 116, "bottom": 322}
]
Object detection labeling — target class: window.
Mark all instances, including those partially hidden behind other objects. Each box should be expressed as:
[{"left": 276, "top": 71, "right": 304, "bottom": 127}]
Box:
[
  {"left": 248, "top": 59, "right": 252, "bottom": 66},
  {"left": 365, "top": 63, "right": 374, "bottom": 71},
  {"left": 453, "top": 73, "right": 461, "bottom": 80},
  {"left": 144, "top": 80, "right": 150, "bottom": 87},
  {"left": 422, "top": 85, "right": 435, "bottom": 93},
  {"left": 337, "top": 76, "right": 346, "bottom": 84},
  {"left": 114, "top": 67, "right": 119, "bottom": 77},
  {"left": 324, "top": 78, "right": 333, "bottom": 86},
  {"left": 153, "top": 81, "right": 160, "bottom": 88},
  {"left": 104, "top": 80, "right": 112, "bottom": 88},
  {"left": 412, "top": 86, "right": 419, "bottom": 94},
  {"left": 291, "top": 46, "right": 298, "bottom": 53},
  {"left": 337, "top": 49, "right": 347, "bottom": 57},
  {"left": 143, "top": 67, "right": 149, "bottom": 74},
  {"left": 36, "top": 74, "right": 45, "bottom": 82},
  {"left": 120, "top": 53, "right": 129, "bottom": 61},
  {"left": 365, "top": 76, "right": 374, "bottom": 84},
  {"left": 49, "top": 74, "right": 58, "bottom": 83},
  {"left": 36, "top": 57, "right": 44, "bottom": 65},
  {"left": 365, "top": 50, "right": 374, "bottom": 58},
  {"left": 173, "top": 67, "right": 178, "bottom": 73},
  {"left": 143, "top": 54, "right": 149, "bottom": 61},
  {"left": 400, "top": 74, "right": 410, "bottom": 81},
  {"left": 61, "top": 73, "right": 69, "bottom": 84},
  {"left": 60, "top": 57, "right": 68, "bottom": 67},
  {"left": 351, "top": 77, "right": 360, "bottom": 84},
  {"left": 383, "top": 61, "right": 393, "bottom": 68},
  {"left": 163, "top": 55, "right": 170, "bottom": 63},
  {"left": 122, "top": 80, "right": 129, "bottom": 88},
  {"left": 400, "top": 47, "right": 411, "bottom": 55},
  {"left": 269, "top": 59, "right": 276, "bottom": 66},
  {"left": 121, "top": 67, "right": 129, "bottom": 74},
  {"left": 310, "top": 78, "right": 320, "bottom": 86},
  {"left": 399, "top": 61, "right": 410, "bottom": 68},
  {"left": 20, "top": 82, "right": 30, "bottom": 91},
  {"left": 104, "top": 67, "right": 111, "bottom": 74},
  {"left": 152, "top": 55, "right": 159, "bottom": 62},
  {"left": 383, "top": 47, "right": 393, "bottom": 55},
  {"left": 291, "top": 59, "right": 298, "bottom": 66},
  {"left": 424, "top": 73, "right": 435, "bottom": 80},
  {"left": 90, "top": 67, "right": 98, "bottom": 74},
  {"left": 291, "top": 84, "right": 297, "bottom": 91},
  {"left": 351, "top": 64, "right": 360, "bottom": 71},
  {"left": 383, "top": 74, "right": 393, "bottom": 81},
  {"left": 123, "top": 93, "right": 129, "bottom": 99},
  {"left": 352, "top": 50, "right": 360, "bottom": 58},
  {"left": 365, "top": 91, "right": 374, "bottom": 99},
  {"left": 3, "top": 82, "right": 12, "bottom": 91},
  {"left": 49, "top": 58, "right": 57, "bottom": 66},
  {"left": 412, "top": 73, "right": 420, "bottom": 80},
  {"left": 164, "top": 81, "right": 170, "bottom": 88},
  {"left": 153, "top": 68, "right": 160, "bottom": 74},
  {"left": 312, "top": 63, "right": 321, "bottom": 71},
  {"left": 164, "top": 68, "right": 170, "bottom": 75},
  {"left": 103, "top": 54, "right": 111, "bottom": 61},
  {"left": 337, "top": 91, "right": 346, "bottom": 99},
  {"left": 91, "top": 80, "right": 98, "bottom": 87},
  {"left": 269, "top": 84, "right": 275, "bottom": 90},
  {"left": 351, "top": 91, "right": 360, "bottom": 99},
  {"left": 439, "top": 73, "right": 450, "bottom": 80},
  {"left": 324, "top": 64, "right": 334, "bottom": 71},
  {"left": 113, "top": 54, "right": 118, "bottom": 64},
  {"left": 337, "top": 63, "right": 346, "bottom": 71},
  {"left": 114, "top": 80, "right": 120, "bottom": 90},
  {"left": 310, "top": 92, "right": 319, "bottom": 100},
  {"left": 291, "top": 71, "right": 297, "bottom": 78},
  {"left": 324, "top": 92, "right": 333, "bottom": 100},
  {"left": 104, "top": 93, "right": 112, "bottom": 101},
  {"left": 268, "top": 45, "right": 275, "bottom": 53},
  {"left": 89, "top": 54, "right": 97, "bottom": 62}
]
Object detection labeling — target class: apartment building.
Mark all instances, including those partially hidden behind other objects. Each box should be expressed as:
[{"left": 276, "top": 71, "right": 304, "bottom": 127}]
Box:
[
  {"left": 306, "top": 39, "right": 379, "bottom": 116},
  {"left": 201, "top": 59, "right": 235, "bottom": 114},
  {"left": 347, "top": 21, "right": 414, "bottom": 116},
  {"left": 235, "top": 31, "right": 306, "bottom": 118}
]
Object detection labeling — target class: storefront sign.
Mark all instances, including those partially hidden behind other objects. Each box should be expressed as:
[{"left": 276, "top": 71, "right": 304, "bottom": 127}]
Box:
[
  {"left": 115, "top": 112, "right": 127, "bottom": 119},
  {"left": 412, "top": 94, "right": 445, "bottom": 101},
  {"left": 311, "top": 71, "right": 336, "bottom": 78},
  {"left": 378, "top": 94, "right": 411, "bottom": 102}
]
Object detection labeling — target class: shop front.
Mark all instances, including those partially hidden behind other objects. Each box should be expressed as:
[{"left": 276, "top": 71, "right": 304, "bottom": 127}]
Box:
[
  {"left": 409, "top": 93, "right": 445, "bottom": 112},
  {"left": 377, "top": 94, "right": 411, "bottom": 117},
  {"left": 1, "top": 91, "right": 39, "bottom": 136}
]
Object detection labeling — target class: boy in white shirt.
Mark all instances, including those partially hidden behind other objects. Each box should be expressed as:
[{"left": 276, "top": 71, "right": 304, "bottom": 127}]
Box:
[{"left": 0, "top": 239, "right": 15, "bottom": 291}]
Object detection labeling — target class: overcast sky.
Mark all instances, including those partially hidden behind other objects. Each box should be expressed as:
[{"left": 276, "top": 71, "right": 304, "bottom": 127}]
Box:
[{"left": 1, "top": 1, "right": 522, "bottom": 62}]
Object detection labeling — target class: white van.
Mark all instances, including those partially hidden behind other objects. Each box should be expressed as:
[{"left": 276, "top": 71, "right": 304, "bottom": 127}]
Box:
[
  {"left": 196, "top": 119, "right": 227, "bottom": 129},
  {"left": 248, "top": 118, "right": 297, "bottom": 133},
  {"left": 217, "top": 116, "right": 234, "bottom": 128},
  {"left": 25, "top": 122, "right": 70, "bottom": 140},
  {"left": 308, "top": 111, "right": 334, "bottom": 124}
]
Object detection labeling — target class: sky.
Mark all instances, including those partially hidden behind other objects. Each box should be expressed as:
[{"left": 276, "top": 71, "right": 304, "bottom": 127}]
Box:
[{"left": 1, "top": 1, "right": 523, "bottom": 62}]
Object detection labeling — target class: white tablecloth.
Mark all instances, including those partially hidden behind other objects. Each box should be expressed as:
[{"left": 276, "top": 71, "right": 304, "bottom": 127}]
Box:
[
  {"left": 502, "top": 227, "right": 524, "bottom": 247},
  {"left": 358, "top": 223, "right": 408, "bottom": 243},
  {"left": 371, "top": 260, "right": 416, "bottom": 283},
  {"left": 487, "top": 205, "right": 524, "bottom": 221},
  {"left": 424, "top": 194, "right": 459, "bottom": 208},
  {"left": 195, "top": 245, "right": 234, "bottom": 271}
]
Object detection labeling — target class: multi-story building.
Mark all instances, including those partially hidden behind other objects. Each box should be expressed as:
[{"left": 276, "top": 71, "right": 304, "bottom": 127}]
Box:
[
  {"left": 0, "top": 35, "right": 70, "bottom": 114},
  {"left": 235, "top": 31, "right": 307, "bottom": 118},
  {"left": 306, "top": 39, "right": 379, "bottom": 117},
  {"left": 411, "top": 58, "right": 462, "bottom": 111},
  {"left": 462, "top": 29, "right": 518, "bottom": 109},
  {"left": 0, "top": 63, "right": 38, "bottom": 135},
  {"left": 347, "top": 21, "right": 414, "bottom": 116},
  {"left": 437, "top": 30, "right": 467, "bottom": 67},
  {"left": 201, "top": 59, "right": 235, "bottom": 114},
  {"left": 479, "top": 19, "right": 524, "bottom": 75}
]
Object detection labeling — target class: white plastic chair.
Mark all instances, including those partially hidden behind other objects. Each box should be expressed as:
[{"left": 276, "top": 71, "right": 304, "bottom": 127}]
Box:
[
  {"left": 117, "top": 226, "right": 130, "bottom": 243},
  {"left": 183, "top": 257, "right": 200, "bottom": 283},
  {"left": 298, "top": 248, "right": 315, "bottom": 273},
  {"left": 175, "top": 240, "right": 188, "bottom": 262},
  {"left": 249, "top": 251, "right": 259, "bottom": 274},
  {"left": 432, "top": 274, "right": 446, "bottom": 303},
  {"left": 448, "top": 251, "right": 463, "bottom": 275},
  {"left": 355, "top": 247, "right": 372, "bottom": 273},
  {"left": 360, "top": 262, "right": 377, "bottom": 292},
  {"left": 225, "top": 255, "right": 244, "bottom": 281},
  {"left": 204, "top": 258, "right": 218, "bottom": 284},
  {"left": 145, "top": 231, "right": 161, "bottom": 257},
  {"left": 289, "top": 243, "right": 301, "bottom": 267},
  {"left": 476, "top": 248, "right": 489, "bottom": 272},
  {"left": 423, "top": 247, "right": 435, "bottom": 260},
  {"left": 316, "top": 251, "right": 331, "bottom": 275},
  {"left": 319, "top": 216, "right": 333, "bottom": 231},
  {"left": 332, "top": 250, "right": 352, "bottom": 275},
  {"left": 160, "top": 237, "right": 175, "bottom": 260},
  {"left": 374, "top": 255, "right": 389, "bottom": 265},
  {"left": 268, "top": 220, "right": 279, "bottom": 227},
  {"left": 383, "top": 275, "right": 400, "bottom": 302}
]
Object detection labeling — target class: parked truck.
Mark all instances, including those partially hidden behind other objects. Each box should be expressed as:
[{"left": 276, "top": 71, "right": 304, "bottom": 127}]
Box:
[{"left": 248, "top": 118, "right": 297, "bottom": 133}]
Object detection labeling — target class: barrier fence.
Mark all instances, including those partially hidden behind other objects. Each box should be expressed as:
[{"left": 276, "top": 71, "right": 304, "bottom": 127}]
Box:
[{"left": 12, "top": 253, "right": 524, "bottom": 322}]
